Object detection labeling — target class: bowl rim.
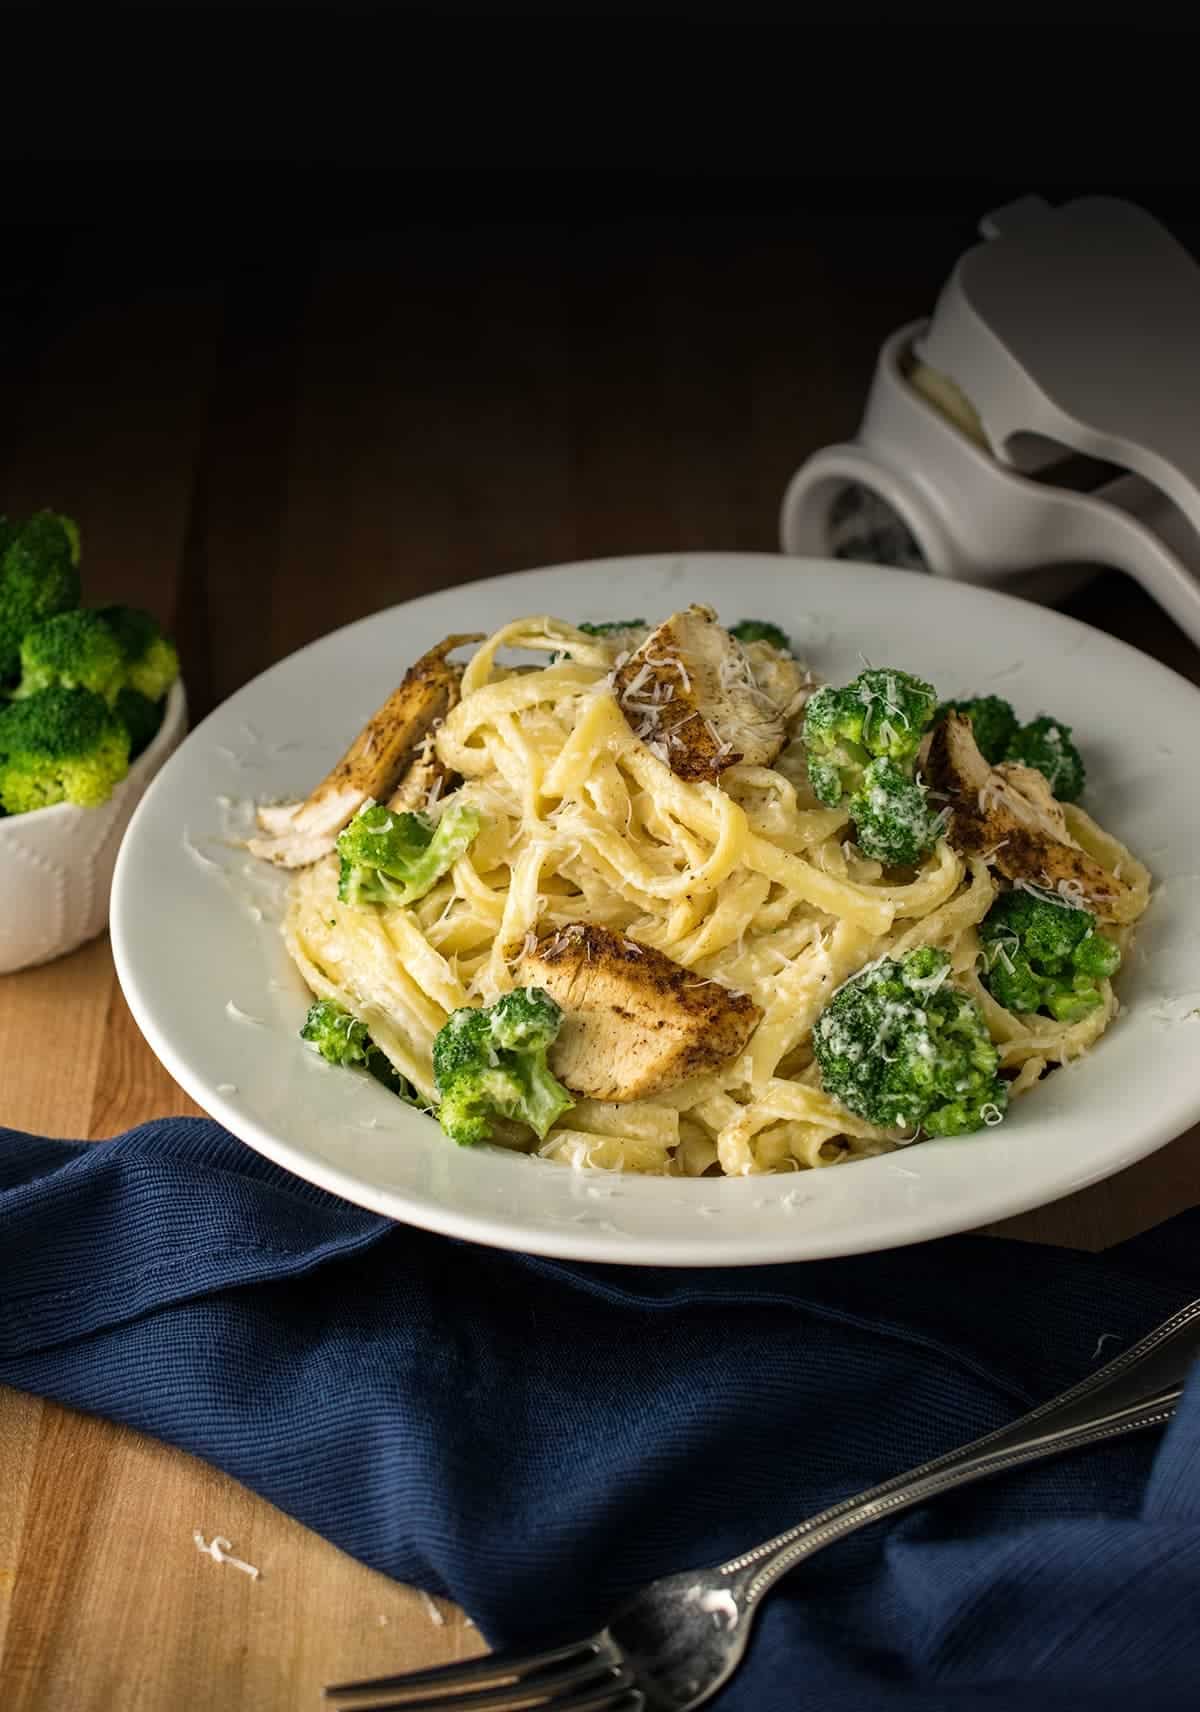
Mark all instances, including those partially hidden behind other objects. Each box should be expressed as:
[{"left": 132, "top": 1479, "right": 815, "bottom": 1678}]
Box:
[{"left": 0, "top": 677, "right": 188, "bottom": 828}]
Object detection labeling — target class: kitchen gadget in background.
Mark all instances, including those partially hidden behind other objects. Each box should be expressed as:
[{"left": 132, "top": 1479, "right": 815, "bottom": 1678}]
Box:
[{"left": 781, "top": 195, "right": 1200, "bottom": 643}]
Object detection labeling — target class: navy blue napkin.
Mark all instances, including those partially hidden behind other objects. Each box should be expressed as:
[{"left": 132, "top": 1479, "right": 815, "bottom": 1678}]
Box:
[{"left": 2, "top": 1118, "right": 1199, "bottom": 1712}]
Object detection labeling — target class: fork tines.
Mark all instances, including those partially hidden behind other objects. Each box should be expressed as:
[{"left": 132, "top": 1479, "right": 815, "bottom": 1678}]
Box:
[{"left": 324, "top": 1632, "right": 642, "bottom": 1711}]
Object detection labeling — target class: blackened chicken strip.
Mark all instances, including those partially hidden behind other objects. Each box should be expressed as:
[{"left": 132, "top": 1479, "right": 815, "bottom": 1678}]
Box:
[{"left": 249, "top": 634, "right": 482, "bottom": 868}]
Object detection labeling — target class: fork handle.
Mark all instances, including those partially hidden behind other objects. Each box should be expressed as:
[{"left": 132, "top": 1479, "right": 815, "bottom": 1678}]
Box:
[{"left": 722, "top": 1296, "right": 1200, "bottom": 1606}]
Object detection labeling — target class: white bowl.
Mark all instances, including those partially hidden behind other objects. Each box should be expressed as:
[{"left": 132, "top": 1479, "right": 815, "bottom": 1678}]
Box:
[
  {"left": 0, "top": 679, "right": 187, "bottom": 974},
  {"left": 111, "top": 555, "right": 1200, "bottom": 1265}
]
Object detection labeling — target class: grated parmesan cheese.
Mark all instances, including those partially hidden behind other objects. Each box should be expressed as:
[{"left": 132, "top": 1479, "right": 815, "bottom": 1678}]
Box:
[
  {"left": 194, "top": 1532, "right": 260, "bottom": 1580},
  {"left": 419, "top": 1590, "right": 446, "bottom": 1627},
  {"left": 1014, "top": 878, "right": 1088, "bottom": 911}
]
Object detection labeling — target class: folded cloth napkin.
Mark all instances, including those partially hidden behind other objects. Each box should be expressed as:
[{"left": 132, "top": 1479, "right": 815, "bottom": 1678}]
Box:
[{"left": 3, "top": 1119, "right": 1199, "bottom": 1712}]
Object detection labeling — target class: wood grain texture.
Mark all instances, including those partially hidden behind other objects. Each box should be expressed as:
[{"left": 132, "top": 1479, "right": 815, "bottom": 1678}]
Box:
[{"left": 1, "top": 209, "right": 1198, "bottom": 1707}]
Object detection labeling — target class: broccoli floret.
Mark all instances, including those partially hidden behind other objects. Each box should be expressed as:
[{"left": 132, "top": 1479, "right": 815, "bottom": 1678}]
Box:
[
  {"left": 301, "top": 997, "right": 372, "bottom": 1066},
  {"left": 805, "top": 755, "right": 845, "bottom": 809},
  {"left": 0, "top": 511, "right": 82, "bottom": 684},
  {"left": 297, "top": 999, "right": 419, "bottom": 1102},
  {"left": 114, "top": 687, "right": 164, "bottom": 760},
  {"left": 14, "top": 610, "right": 126, "bottom": 704},
  {"left": 336, "top": 799, "right": 481, "bottom": 909},
  {"left": 812, "top": 945, "right": 1007, "bottom": 1137},
  {"left": 132, "top": 638, "right": 179, "bottom": 702},
  {"left": 803, "top": 667, "right": 942, "bottom": 864},
  {"left": 299, "top": 997, "right": 419, "bottom": 1099},
  {"left": 301, "top": 998, "right": 378, "bottom": 1068},
  {"left": 936, "top": 696, "right": 1018, "bottom": 765},
  {"left": 802, "top": 686, "right": 867, "bottom": 805},
  {"left": 97, "top": 605, "right": 180, "bottom": 702},
  {"left": 15, "top": 606, "right": 179, "bottom": 710},
  {"left": 0, "top": 686, "right": 130, "bottom": 812},
  {"left": 578, "top": 619, "right": 647, "bottom": 636},
  {"left": 729, "top": 619, "right": 793, "bottom": 653},
  {"left": 978, "top": 887, "right": 1120, "bottom": 1022},
  {"left": 1004, "top": 716, "right": 1085, "bottom": 803},
  {"left": 849, "top": 757, "right": 944, "bottom": 867},
  {"left": 803, "top": 667, "right": 938, "bottom": 805},
  {"left": 432, "top": 987, "right": 575, "bottom": 1146}
]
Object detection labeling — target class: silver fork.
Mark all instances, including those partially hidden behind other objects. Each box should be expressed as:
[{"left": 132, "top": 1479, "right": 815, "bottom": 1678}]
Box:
[{"left": 326, "top": 1296, "right": 1200, "bottom": 1712}]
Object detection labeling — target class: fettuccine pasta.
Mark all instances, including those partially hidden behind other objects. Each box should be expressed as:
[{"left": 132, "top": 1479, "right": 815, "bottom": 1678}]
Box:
[{"left": 280, "top": 614, "right": 1151, "bottom": 1176}]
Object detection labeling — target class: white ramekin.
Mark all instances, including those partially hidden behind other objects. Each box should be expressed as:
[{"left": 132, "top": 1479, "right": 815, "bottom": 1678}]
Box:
[{"left": 0, "top": 678, "right": 187, "bottom": 974}]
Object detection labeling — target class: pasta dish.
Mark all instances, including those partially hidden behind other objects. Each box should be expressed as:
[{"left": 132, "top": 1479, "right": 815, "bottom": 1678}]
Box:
[{"left": 246, "top": 607, "right": 1150, "bottom": 1177}]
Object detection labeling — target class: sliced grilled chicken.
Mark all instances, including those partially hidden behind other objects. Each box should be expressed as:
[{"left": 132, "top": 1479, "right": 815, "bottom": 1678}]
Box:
[
  {"left": 926, "top": 711, "right": 1133, "bottom": 919},
  {"left": 611, "top": 606, "right": 806, "bottom": 783},
  {"left": 248, "top": 634, "right": 482, "bottom": 868},
  {"left": 518, "top": 922, "right": 761, "bottom": 1101}
]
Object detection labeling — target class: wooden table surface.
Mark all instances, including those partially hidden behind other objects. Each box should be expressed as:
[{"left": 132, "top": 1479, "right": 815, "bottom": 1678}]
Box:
[{"left": 2, "top": 207, "right": 1200, "bottom": 1709}]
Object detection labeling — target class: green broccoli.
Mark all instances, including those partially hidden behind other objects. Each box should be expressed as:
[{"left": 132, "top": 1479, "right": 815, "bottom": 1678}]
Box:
[
  {"left": 729, "top": 619, "right": 793, "bottom": 653},
  {"left": 0, "top": 511, "right": 82, "bottom": 684},
  {"left": 97, "top": 605, "right": 180, "bottom": 702},
  {"left": 0, "top": 686, "right": 130, "bottom": 812},
  {"left": 1004, "top": 716, "right": 1085, "bottom": 803},
  {"left": 812, "top": 945, "right": 1007, "bottom": 1137},
  {"left": 299, "top": 997, "right": 418, "bottom": 1099},
  {"left": 802, "top": 667, "right": 942, "bottom": 866},
  {"left": 114, "top": 687, "right": 164, "bottom": 761},
  {"left": 432, "top": 987, "right": 575, "bottom": 1146},
  {"left": 849, "top": 758, "right": 944, "bottom": 867},
  {"left": 14, "top": 610, "right": 126, "bottom": 704},
  {"left": 336, "top": 799, "right": 481, "bottom": 909},
  {"left": 578, "top": 619, "right": 647, "bottom": 636},
  {"left": 978, "top": 887, "right": 1120, "bottom": 1022},
  {"left": 936, "top": 695, "right": 1018, "bottom": 765},
  {"left": 802, "top": 667, "right": 938, "bottom": 806}
]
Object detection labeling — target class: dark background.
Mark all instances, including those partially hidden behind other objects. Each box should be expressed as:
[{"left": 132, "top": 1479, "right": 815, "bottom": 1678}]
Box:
[{"left": 4, "top": 30, "right": 1200, "bottom": 718}]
